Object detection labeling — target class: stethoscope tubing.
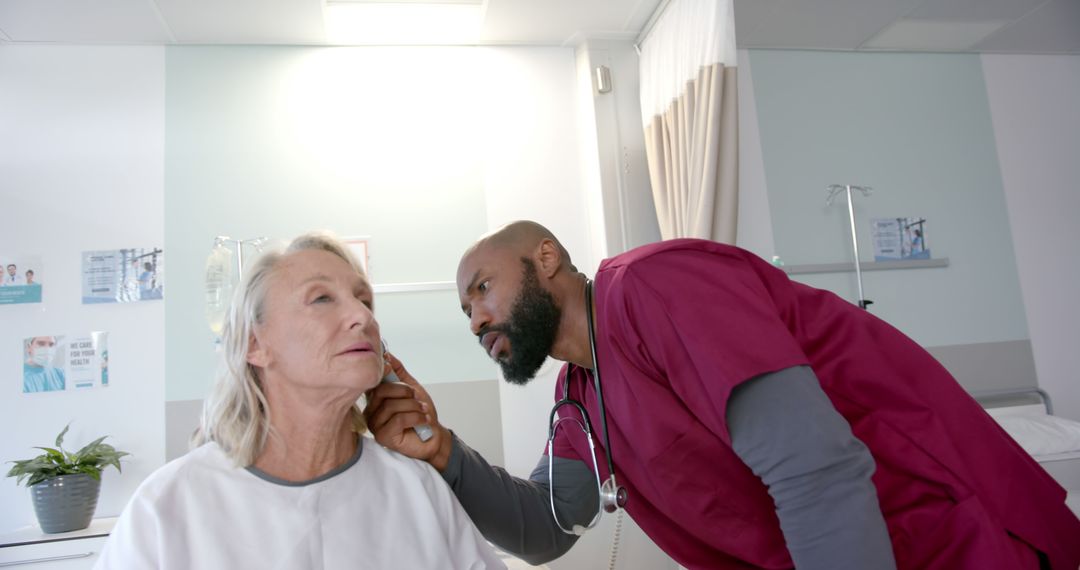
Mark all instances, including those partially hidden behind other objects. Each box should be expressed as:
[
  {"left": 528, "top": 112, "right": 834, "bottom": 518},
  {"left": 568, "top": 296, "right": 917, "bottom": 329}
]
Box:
[
  {"left": 545, "top": 279, "right": 627, "bottom": 535},
  {"left": 584, "top": 279, "right": 619, "bottom": 484}
]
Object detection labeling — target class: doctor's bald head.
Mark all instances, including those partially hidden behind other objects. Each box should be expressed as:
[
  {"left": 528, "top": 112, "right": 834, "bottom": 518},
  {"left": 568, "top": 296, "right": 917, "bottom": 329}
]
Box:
[{"left": 462, "top": 221, "right": 577, "bottom": 274}]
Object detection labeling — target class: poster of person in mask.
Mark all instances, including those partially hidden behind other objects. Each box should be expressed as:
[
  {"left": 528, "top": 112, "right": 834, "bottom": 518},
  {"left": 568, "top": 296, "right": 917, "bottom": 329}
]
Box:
[
  {"left": 23, "top": 336, "right": 66, "bottom": 393},
  {"left": 22, "top": 332, "right": 109, "bottom": 393}
]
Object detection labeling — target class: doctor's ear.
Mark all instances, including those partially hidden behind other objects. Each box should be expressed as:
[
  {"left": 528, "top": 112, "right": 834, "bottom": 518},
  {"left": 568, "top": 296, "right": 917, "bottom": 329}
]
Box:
[
  {"left": 536, "top": 239, "right": 562, "bottom": 278},
  {"left": 246, "top": 333, "right": 270, "bottom": 368}
]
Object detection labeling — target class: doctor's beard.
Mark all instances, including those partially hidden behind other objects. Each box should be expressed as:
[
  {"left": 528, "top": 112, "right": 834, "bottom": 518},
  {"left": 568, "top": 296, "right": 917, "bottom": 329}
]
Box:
[{"left": 487, "top": 259, "right": 561, "bottom": 386}]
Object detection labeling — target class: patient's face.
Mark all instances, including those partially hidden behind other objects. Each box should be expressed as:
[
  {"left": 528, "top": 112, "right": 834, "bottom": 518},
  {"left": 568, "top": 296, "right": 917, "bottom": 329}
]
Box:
[
  {"left": 249, "top": 249, "right": 383, "bottom": 394},
  {"left": 457, "top": 246, "right": 559, "bottom": 385}
]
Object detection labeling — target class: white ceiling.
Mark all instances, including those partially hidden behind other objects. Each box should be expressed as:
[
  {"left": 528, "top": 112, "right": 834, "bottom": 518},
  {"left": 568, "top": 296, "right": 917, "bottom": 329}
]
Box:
[
  {"left": 0, "top": 0, "right": 1076, "bottom": 54},
  {"left": 735, "top": 0, "right": 1080, "bottom": 54}
]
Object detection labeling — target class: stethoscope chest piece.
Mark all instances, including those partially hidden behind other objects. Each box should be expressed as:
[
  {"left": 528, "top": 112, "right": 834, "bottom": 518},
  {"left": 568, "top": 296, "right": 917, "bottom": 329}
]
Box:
[{"left": 601, "top": 475, "right": 628, "bottom": 513}]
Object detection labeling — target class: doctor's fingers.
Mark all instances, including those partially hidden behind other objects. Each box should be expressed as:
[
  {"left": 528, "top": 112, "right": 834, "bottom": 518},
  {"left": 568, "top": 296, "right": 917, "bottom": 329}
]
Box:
[
  {"left": 375, "top": 351, "right": 434, "bottom": 410},
  {"left": 384, "top": 352, "right": 426, "bottom": 392},
  {"left": 370, "top": 414, "right": 442, "bottom": 462},
  {"left": 366, "top": 393, "right": 432, "bottom": 434},
  {"left": 364, "top": 379, "right": 418, "bottom": 418}
]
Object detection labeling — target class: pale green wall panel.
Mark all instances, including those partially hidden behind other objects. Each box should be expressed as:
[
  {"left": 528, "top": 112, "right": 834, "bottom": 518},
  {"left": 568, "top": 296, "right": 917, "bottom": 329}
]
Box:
[
  {"left": 748, "top": 50, "right": 1028, "bottom": 347},
  {"left": 164, "top": 46, "right": 492, "bottom": 401}
]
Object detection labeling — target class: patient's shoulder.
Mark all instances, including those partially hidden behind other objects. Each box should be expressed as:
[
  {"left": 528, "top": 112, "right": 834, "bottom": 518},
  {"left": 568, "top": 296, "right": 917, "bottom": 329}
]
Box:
[
  {"left": 129, "top": 442, "right": 240, "bottom": 504},
  {"left": 359, "top": 436, "right": 444, "bottom": 485},
  {"left": 361, "top": 436, "right": 433, "bottom": 470}
]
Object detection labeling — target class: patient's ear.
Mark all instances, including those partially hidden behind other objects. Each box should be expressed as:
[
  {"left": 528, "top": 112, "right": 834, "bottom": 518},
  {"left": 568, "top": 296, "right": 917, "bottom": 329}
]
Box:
[{"left": 247, "top": 332, "right": 270, "bottom": 367}]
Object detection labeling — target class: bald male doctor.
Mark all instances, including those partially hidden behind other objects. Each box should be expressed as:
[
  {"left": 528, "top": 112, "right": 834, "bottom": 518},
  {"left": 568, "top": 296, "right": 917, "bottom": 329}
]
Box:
[{"left": 366, "top": 221, "right": 1080, "bottom": 570}]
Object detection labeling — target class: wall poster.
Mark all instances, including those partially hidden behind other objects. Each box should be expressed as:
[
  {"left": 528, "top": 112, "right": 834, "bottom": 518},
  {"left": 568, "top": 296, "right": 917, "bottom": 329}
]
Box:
[
  {"left": 0, "top": 255, "right": 44, "bottom": 305},
  {"left": 82, "top": 248, "right": 164, "bottom": 303},
  {"left": 22, "top": 332, "right": 108, "bottom": 393}
]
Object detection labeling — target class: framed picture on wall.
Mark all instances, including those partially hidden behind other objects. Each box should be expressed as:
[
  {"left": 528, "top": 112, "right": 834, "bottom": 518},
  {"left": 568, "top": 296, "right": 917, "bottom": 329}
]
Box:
[{"left": 341, "top": 236, "right": 370, "bottom": 280}]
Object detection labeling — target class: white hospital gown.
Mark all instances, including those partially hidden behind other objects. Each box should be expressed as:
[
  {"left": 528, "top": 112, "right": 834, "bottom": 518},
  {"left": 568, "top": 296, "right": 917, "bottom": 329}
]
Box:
[{"left": 94, "top": 438, "right": 505, "bottom": 569}]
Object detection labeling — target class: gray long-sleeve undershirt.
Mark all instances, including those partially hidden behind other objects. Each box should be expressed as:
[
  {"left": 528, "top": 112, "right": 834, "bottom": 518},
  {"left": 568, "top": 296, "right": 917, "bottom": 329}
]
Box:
[
  {"left": 440, "top": 366, "right": 896, "bottom": 569},
  {"left": 727, "top": 366, "right": 896, "bottom": 570},
  {"left": 439, "top": 432, "right": 597, "bottom": 565}
]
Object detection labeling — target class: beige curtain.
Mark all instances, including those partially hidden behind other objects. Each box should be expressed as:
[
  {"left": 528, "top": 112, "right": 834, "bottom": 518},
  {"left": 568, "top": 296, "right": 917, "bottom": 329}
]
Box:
[
  {"left": 639, "top": 0, "right": 738, "bottom": 243},
  {"left": 644, "top": 64, "right": 738, "bottom": 242}
]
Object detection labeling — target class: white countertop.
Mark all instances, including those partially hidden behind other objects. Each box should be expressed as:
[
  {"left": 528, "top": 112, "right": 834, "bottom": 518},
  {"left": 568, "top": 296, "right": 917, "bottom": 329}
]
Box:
[{"left": 0, "top": 518, "right": 116, "bottom": 548}]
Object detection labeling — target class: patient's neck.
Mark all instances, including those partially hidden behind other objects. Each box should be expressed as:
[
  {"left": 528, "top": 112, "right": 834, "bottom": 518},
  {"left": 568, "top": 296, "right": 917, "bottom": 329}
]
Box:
[{"left": 253, "top": 390, "right": 359, "bottom": 482}]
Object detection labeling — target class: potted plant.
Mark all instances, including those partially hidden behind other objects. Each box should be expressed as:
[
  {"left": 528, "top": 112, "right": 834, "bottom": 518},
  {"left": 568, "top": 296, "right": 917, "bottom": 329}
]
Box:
[{"left": 6, "top": 424, "right": 129, "bottom": 533}]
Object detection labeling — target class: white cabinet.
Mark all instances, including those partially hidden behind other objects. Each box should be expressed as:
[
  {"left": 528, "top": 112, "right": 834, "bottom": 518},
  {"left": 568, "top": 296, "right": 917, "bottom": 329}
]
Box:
[{"left": 0, "top": 519, "right": 114, "bottom": 569}]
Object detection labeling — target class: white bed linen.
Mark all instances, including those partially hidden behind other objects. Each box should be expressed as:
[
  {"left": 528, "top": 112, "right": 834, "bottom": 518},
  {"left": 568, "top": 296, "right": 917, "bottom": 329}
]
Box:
[
  {"left": 1034, "top": 450, "right": 1080, "bottom": 463},
  {"left": 986, "top": 404, "right": 1080, "bottom": 454},
  {"left": 985, "top": 402, "right": 1080, "bottom": 516},
  {"left": 1067, "top": 493, "right": 1080, "bottom": 517},
  {"left": 994, "top": 414, "right": 1080, "bottom": 456}
]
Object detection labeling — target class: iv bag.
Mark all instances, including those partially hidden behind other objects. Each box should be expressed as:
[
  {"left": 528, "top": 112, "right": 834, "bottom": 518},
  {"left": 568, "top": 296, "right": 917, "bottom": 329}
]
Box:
[{"left": 205, "top": 242, "right": 235, "bottom": 337}]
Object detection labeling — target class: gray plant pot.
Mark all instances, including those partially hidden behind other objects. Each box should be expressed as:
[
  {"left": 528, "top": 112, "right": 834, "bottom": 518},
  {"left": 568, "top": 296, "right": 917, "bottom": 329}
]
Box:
[{"left": 30, "top": 474, "right": 101, "bottom": 534}]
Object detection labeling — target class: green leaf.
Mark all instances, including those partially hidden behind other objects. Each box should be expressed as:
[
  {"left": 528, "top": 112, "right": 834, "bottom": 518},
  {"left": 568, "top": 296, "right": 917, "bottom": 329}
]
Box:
[
  {"left": 5, "top": 424, "right": 130, "bottom": 487},
  {"left": 32, "top": 447, "right": 63, "bottom": 460},
  {"left": 73, "top": 436, "right": 108, "bottom": 460},
  {"left": 54, "top": 424, "right": 70, "bottom": 450}
]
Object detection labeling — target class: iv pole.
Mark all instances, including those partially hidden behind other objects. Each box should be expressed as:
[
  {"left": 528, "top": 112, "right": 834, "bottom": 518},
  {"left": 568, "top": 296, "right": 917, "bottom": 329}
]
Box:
[
  {"left": 826, "top": 184, "right": 873, "bottom": 310},
  {"left": 213, "top": 236, "right": 267, "bottom": 278},
  {"left": 206, "top": 236, "right": 266, "bottom": 346}
]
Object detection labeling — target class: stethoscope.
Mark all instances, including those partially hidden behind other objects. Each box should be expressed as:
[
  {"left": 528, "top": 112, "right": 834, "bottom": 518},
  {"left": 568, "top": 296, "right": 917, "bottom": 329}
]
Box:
[{"left": 545, "top": 279, "right": 628, "bottom": 535}]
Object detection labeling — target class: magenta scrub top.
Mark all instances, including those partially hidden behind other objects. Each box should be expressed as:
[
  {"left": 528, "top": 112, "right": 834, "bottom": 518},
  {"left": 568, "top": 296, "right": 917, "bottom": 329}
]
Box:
[{"left": 550, "top": 239, "right": 1080, "bottom": 570}]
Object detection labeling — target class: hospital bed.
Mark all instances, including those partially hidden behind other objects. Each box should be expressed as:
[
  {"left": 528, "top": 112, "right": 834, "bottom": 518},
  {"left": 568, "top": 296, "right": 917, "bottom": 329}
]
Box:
[{"left": 974, "top": 388, "right": 1080, "bottom": 517}]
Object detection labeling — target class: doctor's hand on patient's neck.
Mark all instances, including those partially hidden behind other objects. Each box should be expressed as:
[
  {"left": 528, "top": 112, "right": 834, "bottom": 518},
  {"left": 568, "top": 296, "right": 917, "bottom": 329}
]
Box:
[{"left": 363, "top": 353, "right": 454, "bottom": 472}]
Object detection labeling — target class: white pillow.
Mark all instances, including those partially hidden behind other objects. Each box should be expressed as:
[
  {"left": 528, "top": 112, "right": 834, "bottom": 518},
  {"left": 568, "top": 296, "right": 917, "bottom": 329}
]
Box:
[
  {"left": 985, "top": 403, "right": 1049, "bottom": 419},
  {"left": 995, "top": 414, "right": 1080, "bottom": 457}
]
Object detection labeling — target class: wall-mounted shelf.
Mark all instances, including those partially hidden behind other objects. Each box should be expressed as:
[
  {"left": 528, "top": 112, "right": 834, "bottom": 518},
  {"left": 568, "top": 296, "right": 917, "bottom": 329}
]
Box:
[{"left": 783, "top": 258, "right": 949, "bottom": 275}]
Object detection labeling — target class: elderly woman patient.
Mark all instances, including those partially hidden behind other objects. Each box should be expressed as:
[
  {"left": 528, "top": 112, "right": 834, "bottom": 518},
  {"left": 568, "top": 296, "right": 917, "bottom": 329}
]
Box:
[{"left": 95, "top": 233, "right": 503, "bottom": 569}]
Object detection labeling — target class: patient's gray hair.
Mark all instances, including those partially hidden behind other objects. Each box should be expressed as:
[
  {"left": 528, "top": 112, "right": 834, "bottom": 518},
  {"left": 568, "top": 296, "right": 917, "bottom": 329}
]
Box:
[{"left": 191, "top": 232, "right": 369, "bottom": 466}]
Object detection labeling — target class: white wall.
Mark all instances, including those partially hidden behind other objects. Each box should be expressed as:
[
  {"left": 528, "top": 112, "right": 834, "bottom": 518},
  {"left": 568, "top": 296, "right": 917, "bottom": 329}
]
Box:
[
  {"left": 574, "top": 39, "right": 662, "bottom": 255},
  {"left": 162, "top": 46, "right": 493, "bottom": 402},
  {"left": 488, "top": 45, "right": 677, "bottom": 570},
  {"left": 483, "top": 45, "right": 597, "bottom": 481},
  {"left": 748, "top": 50, "right": 1029, "bottom": 348},
  {"left": 734, "top": 50, "right": 776, "bottom": 260},
  {"left": 982, "top": 54, "right": 1080, "bottom": 420},
  {"left": 0, "top": 46, "right": 166, "bottom": 533}
]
